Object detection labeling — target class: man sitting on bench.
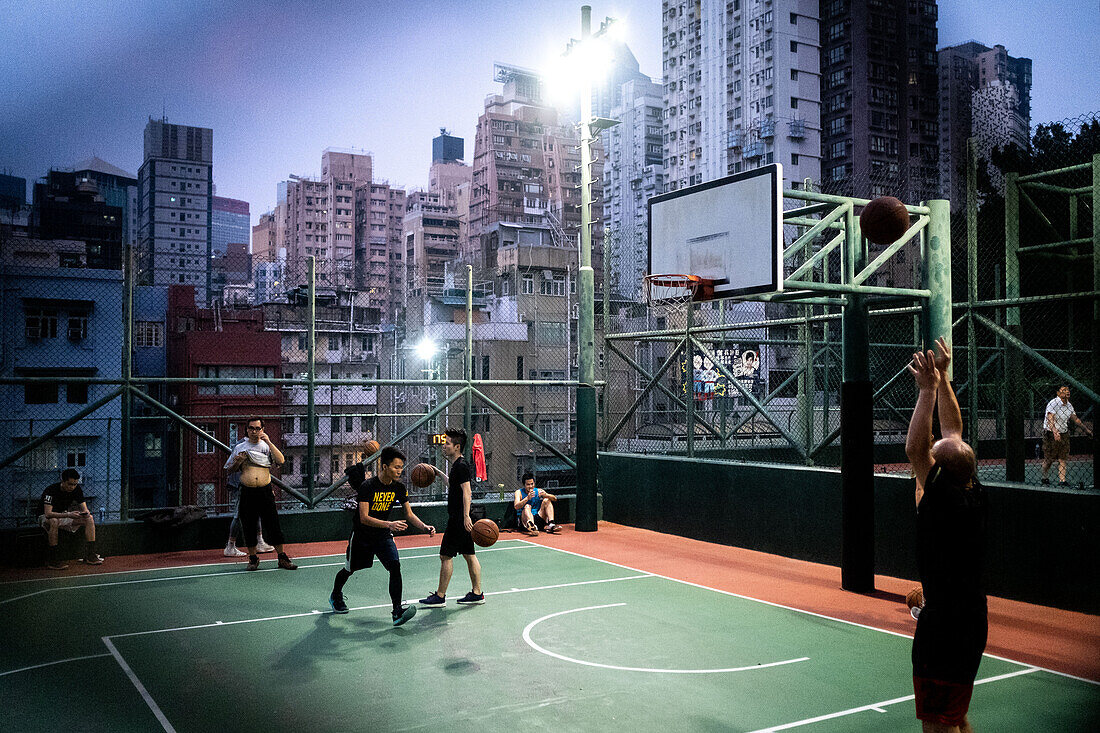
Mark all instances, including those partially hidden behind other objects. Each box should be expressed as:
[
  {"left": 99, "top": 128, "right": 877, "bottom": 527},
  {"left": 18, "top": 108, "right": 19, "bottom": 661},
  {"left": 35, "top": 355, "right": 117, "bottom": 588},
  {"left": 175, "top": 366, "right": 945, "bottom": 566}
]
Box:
[{"left": 39, "top": 468, "right": 103, "bottom": 570}]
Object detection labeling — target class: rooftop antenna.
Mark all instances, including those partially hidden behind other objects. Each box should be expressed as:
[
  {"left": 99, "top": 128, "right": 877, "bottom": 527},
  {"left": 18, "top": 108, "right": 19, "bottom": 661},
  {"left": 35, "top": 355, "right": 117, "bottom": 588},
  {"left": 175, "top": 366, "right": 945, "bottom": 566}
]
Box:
[{"left": 162, "top": 99, "right": 167, "bottom": 123}]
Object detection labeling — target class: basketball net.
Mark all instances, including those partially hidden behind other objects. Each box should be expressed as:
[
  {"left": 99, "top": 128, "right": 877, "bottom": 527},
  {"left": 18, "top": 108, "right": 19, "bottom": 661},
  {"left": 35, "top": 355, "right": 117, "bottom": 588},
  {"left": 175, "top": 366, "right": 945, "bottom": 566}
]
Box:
[{"left": 642, "top": 274, "right": 714, "bottom": 321}]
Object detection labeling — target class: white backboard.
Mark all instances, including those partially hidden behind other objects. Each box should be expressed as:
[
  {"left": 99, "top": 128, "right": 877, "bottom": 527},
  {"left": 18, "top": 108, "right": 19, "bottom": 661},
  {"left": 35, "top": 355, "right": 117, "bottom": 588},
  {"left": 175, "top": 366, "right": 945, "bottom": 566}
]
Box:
[{"left": 648, "top": 164, "right": 783, "bottom": 299}]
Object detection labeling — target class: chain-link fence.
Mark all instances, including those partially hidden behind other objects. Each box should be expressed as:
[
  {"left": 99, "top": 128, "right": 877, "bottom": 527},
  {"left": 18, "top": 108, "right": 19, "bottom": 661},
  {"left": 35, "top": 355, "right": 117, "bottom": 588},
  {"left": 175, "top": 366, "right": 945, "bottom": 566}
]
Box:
[
  {"left": 0, "top": 238, "right": 596, "bottom": 529},
  {"left": 602, "top": 112, "right": 1098, "bottom": 490}
]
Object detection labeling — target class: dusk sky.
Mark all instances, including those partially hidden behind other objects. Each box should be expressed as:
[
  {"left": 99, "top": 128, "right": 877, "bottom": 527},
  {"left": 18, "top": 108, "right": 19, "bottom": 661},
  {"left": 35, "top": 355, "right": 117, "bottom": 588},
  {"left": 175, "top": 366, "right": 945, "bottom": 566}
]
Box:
[{"left": 2, "top": 1, "right": 1097, "bottom": 229}]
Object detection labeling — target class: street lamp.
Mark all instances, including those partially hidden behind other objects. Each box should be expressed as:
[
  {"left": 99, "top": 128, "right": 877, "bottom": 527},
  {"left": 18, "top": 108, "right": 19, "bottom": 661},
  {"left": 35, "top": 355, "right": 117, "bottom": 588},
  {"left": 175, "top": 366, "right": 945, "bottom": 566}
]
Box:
[
  {"left": 554, "top": 6, "right": 618, "bottom": 533},
  {"left": 415, "top": 338, "right": 438, "bottom": 364}
]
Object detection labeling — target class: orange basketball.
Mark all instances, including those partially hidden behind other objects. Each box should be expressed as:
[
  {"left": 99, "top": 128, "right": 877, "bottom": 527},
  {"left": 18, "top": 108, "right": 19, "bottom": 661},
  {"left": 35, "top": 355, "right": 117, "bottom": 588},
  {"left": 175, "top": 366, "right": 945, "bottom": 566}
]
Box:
[
  {"left": 860, "top": 196, "right": 910, "bottom": 244},
  {"left": 472, "top": 518, "right": 499, "bottom": 548},
  {"left": 906, "top": 586, "right": 925, "bottom": 610},
  {"left": 364, "top": 440, "right": 381, "bottom": 456},
  {"left": 410, "top": 463, "right": 436, "bottom": 488}
]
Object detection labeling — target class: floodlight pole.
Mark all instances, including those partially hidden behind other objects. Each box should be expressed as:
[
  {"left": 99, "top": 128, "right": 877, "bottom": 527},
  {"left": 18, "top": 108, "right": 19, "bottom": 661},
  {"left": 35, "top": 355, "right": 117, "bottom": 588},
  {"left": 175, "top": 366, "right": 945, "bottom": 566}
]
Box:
[{"left": 575, "top": 4, "right": 599, "bottom": 531}]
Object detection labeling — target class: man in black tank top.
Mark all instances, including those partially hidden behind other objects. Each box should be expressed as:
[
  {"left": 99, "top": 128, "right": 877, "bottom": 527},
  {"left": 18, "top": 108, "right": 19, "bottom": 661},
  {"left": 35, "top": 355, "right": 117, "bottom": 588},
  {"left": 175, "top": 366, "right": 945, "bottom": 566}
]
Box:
[{"left": 905, "top": 338, "right": 987, "bottom": 733}]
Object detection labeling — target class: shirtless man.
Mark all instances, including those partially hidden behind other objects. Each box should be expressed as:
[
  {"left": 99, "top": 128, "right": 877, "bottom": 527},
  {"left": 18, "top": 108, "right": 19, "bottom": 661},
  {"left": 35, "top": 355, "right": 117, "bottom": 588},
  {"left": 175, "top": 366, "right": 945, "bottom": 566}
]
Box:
[{"left": 225, "top": 418, "right": 297, "bottom": 571}]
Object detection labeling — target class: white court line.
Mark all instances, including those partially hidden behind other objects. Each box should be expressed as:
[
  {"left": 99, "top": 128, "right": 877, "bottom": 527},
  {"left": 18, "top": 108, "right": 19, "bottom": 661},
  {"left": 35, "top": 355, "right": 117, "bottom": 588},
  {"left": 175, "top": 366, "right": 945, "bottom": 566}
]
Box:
[
  {"left": 0, "top": 544, "right": 534, "bottom": 606},
  {"left": 0, "top": 539, "right": 531, "bottom": 586},
  {"left": 102, "top": 637, "right": 176, "bottom": 733},
  {"left": 525, "top": 541, "right": 1100, "bottom": 685},
  {"left": 523, "top": 603, "right": 811, "bottom": 674},
  {"left": 747, "top": 667, "right": 1042, "bottom": 732},
  {"left": 105, "top": 572, "right": 651, "bottom": 639},
  {"left": 0, "top": 652, "right": 113, "bottom": 677}
]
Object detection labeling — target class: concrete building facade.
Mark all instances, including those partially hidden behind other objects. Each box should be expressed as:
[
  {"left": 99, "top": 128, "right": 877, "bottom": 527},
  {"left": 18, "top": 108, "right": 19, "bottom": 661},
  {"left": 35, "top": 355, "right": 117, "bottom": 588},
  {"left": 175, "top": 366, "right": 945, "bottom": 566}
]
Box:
[
  {"left": 938, "top": 41, "right": 1032, "bottom": 209},
  {"left": 138, "top": 119, "right": 214, "bottom": 305},
  {"left": 662, "top": 0, "right": 821, "bottom": 192},
  {"left": 601, "top": 76, "right": 666, "bottom": 299},
  {"left": 819, "top": 0, "right": 939, "bottom": 202}
]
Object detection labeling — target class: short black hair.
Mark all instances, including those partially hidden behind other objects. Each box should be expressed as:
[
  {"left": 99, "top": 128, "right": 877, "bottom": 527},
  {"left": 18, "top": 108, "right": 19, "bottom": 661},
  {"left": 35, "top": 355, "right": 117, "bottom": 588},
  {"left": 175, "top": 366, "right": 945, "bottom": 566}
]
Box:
[
  {"left": 61, "top": 468, "right": 80, "bottom": 482},
  {"left": 247, "top": 417, "right": 264, "bottom": 427},
  {"left": 380, "top": 446, "right": 406, "bottom": 467},
  {"left": 521, "top": 471, "right": 535, "bottom": 483},
  {"left": 444, "top": 427, "right": 467, "bottom": 452}
]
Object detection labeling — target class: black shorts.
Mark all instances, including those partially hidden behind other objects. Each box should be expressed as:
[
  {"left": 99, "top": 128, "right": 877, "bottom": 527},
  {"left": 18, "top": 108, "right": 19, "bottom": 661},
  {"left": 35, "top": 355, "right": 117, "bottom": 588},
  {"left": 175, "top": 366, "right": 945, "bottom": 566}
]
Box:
[
  {"left": 439, "top": 519, "right": 475, "bottom": 558},
  {"left": 344, "top": 529, "right": 400, "bottom": 573},
  {"left": 912, "top": 602, "right": 988, "bottom": 685}
]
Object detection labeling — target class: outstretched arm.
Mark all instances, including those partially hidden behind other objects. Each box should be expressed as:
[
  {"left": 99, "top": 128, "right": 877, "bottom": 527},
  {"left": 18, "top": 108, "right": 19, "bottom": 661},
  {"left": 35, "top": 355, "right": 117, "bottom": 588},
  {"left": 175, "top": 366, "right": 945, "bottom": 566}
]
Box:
[
  {"left": 906, "top": 349, "right": 940, "bottom": 505},
  {"left": 931, "top": 337, "right": 963, "bottom": 440}
]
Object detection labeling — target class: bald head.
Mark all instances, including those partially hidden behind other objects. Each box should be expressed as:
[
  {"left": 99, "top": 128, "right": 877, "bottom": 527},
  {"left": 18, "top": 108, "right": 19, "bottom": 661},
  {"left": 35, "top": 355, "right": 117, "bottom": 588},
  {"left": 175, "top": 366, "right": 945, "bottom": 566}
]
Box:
[{"left": 931, "top": 437, "right": 976, "bottom": 484}]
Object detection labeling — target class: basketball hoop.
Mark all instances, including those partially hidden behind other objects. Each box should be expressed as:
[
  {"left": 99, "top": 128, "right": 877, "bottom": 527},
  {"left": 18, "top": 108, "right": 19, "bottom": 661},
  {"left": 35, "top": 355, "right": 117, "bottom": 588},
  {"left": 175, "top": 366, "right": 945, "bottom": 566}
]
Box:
[{"left": 643, "top": 274, "right": 715, "bottom": 311}]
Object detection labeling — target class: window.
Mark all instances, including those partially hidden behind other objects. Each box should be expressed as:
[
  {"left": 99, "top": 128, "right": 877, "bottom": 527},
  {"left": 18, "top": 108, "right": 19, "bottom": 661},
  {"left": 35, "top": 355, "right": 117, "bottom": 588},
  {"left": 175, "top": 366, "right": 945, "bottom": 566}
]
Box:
[
  {"left": 481, "top": 355, "right": 490, "bottom": 380},
  {"left": 65, "top": 448, "right": 86, "bottom": 468},
  {"left": 516, "top": 355, "right": 524, "bottom": 380},
  {"left": 25, "top": 383, "right": 58, "bottom": 404},
  {"left": 791, "top": 153, "right": 800, "bottom": 165},
  {"left": 144, "top": 434, "right": 163, "bottom": 458},
  {"left": 537, "top": 419, "right": 568, "bottom": 443},
  {"left": 196, "top": 366, "right": 276, "bottom": 396},
  {"left": 24, "top": 307, "right": 58, "bottom": 339},
  {"left": 135, "top": 321, "right": 164, "bottom": 348},
  {"left": 197, "top": 425, "right": 216, "bottom": 454},
  {"left": 66, "top": 383, "right": 88, "bottom": 404},
  {"left": 196, "top": 483, "right": 216, "bottom": 507},
  {"left": 361, "top": 416, "right": 370, "bottom": 431},
  {"left": 331, "top": 416, "right": 340, "bottom": 433},
  {"left": 516, "top": 406, "right": 525, "bottom": 432},
  {"left": 331, "top": 455, "right": 340, "bottom": 475},
  {"left": 540, "top": 273, "right": 566, "bottom": 296},
  {"left": 521, "top": 274, "right": 534, "bottom": 294},
  {"left": 327, "top": 335, "right": 339, "bottom": 351},
  {"left": 535, "top": 322, "right": 567, "bottom": 346},
  {"left": 790, "top": 40, "right": 797, "bottom": 52},
  {"left": 298, "top": 334, "right": 307, "bottom": 351},
  {"left": 345, "top": 416, "right": 354, "bottom": 432}
]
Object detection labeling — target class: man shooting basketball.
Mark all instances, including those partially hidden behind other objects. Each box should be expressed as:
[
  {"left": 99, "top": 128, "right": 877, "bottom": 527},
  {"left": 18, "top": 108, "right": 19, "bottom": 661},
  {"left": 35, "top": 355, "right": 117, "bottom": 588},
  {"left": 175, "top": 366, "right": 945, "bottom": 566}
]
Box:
[{"left": 905, "top": 338, "right": 987, "bottom": 733}]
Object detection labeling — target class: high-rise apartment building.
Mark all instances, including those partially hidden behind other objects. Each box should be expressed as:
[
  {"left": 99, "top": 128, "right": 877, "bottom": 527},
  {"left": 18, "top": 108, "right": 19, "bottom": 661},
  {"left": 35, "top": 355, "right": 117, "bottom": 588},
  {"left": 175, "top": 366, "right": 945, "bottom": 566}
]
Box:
[
  {"left": 31, "top": 169, "right": 126, "bottom": 269},
  {"left": 211, "top": 196, "right": 249, "bottom": 256},
  {"left": 72, "top": 157, "right": 139, "bottom": 249},
  {"left": 938, "top": 41, "right": 1031, "bottom": 209},
  {"left": 281, "top": 150, "right": 372, "bottom": 290},
  {"left": 468, "top": 64, "right": 603, "bottom": 271},
  {"left": 819, "top": 0, "right": 939, "bottom": 201},
  {"left": 251, "top": 211, "right": 278, "bottom": 262},
  {"left": 662, "top": 0, "right": 821, "bottom": 192},
  {"left": 601, "top": 76, "right": 666, "bottom": 299},
  {"left": 403, "top": 190, "right": 463, "bottom": 303},
  {"left": 138, "top": 118, "right": 214, "bottom": 305},
  {"left": 354, "top": 182, "right": 406, "bottom": 324}
]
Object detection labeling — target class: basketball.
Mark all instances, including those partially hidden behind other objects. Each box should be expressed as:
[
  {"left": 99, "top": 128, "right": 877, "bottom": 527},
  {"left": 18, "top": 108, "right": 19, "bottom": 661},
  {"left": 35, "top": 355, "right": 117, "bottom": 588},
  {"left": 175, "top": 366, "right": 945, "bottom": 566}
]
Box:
[
  {"left": 410, "top": 463, "right": 436, "bottom": 488},
  {"left": 364, "top": 439, "right": 380, "bottom": 456},
  {"left": 906, "top": 586, "right": 925, "bottom": 610},
  {"left": 860, "top": 196, "right": 910, "bottom": 244},
  {"left": 472, "top": 518, "right": 499, "bottom": 548}
]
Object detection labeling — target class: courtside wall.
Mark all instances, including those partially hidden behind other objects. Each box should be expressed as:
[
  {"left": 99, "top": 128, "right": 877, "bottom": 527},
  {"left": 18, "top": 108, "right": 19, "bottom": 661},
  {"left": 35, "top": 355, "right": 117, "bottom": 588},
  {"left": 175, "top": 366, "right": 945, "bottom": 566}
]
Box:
[{"left": 599, "top": 452, "right": 1099, "bottom": 614}]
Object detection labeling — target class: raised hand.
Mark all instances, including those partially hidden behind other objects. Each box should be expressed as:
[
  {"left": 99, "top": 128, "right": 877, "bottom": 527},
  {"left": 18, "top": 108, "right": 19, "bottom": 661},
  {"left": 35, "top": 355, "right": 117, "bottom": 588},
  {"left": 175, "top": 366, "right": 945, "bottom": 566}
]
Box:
[
  {"left": 907, "top": 349, "right": 940, "bottom": 392},
  {"left": 932, "top": 337, "right": 952, "bottom": 375}
]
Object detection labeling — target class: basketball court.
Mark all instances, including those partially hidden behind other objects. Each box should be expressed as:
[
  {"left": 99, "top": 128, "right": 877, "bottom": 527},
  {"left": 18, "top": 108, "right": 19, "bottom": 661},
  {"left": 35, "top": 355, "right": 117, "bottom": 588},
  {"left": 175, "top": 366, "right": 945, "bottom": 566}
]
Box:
[{"left": 3, "top": 527, "right": 1097, "bottom": 732}]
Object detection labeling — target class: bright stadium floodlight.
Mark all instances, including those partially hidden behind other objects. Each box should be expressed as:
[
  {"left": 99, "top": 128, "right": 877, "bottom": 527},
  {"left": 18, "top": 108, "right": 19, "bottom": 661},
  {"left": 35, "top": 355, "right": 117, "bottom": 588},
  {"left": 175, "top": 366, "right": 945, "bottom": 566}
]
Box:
[{"left": 415, "top": 338, "right": 438, "bottom": 362}]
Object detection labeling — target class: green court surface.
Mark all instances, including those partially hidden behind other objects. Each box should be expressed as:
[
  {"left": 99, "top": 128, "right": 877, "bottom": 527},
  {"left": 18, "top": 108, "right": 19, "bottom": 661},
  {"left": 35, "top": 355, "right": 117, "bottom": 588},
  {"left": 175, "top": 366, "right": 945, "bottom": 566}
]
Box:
[{"left": 2, "top": 540, "right": 1097, "bottom": 732}]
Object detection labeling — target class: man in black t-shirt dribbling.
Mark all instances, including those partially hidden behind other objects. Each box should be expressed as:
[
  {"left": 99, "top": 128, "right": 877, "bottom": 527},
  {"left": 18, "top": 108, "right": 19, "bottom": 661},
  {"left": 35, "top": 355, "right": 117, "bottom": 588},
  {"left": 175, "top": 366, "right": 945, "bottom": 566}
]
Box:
[
  {"left": 329, "top": 446, "right": 435, "bottom": 626},
  {"left": 419, "top": 427, "right": 485, "bottom": 607}
]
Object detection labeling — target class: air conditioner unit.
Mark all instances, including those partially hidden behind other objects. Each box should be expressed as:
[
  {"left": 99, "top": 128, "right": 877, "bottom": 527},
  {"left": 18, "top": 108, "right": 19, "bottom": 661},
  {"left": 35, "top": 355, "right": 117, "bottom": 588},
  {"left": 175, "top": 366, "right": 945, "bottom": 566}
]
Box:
[{"left": 542, "top": 270, "right": 553, "bottom": 279}]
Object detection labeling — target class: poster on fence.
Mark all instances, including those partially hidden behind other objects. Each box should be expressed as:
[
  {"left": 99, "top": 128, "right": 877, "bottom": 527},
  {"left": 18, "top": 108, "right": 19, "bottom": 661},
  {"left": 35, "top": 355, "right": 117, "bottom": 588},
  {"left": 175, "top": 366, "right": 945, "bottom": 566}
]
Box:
[{"left": 679, "top": 344, "right": 764, "bottom": 402}]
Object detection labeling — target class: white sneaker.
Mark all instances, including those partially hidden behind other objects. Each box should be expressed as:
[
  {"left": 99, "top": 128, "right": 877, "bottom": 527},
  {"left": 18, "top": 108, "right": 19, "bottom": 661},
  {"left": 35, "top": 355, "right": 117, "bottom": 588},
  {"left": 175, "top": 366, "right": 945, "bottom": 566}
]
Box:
[
  {"left": 255, "top": 537, "right": 275, "bottom": 554},
  {"left": 224, "top": 543, "right": 246, "bottom": 557}
]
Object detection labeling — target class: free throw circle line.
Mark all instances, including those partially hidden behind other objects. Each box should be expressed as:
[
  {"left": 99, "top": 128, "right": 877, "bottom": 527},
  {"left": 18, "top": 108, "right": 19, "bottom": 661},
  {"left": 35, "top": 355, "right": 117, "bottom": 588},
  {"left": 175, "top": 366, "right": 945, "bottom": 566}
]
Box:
[{"left": 523, "top": 603, "right": 810, "bottom": 674}]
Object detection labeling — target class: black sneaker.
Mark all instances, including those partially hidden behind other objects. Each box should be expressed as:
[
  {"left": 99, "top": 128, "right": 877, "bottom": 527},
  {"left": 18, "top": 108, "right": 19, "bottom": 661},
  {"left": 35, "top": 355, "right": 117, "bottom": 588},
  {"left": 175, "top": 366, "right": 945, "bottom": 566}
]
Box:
[
  {"left": 392, "top": 605, "right": 417, "bottom": 626},
  {"left": 277, "top": 554, "right": 298, "bottom": 570},
  {"left": 246, "top": 555, "right": 260, "bottom": 571},
  {"left": 457, "top": 591, "right": 485, "bottom": 605},
  {"left": 1058, "top": 481, "right": 1070, "bottom": 487},
  {"left": 330, "top": 591, "right": 349, "bottom": 614},
  {"left": 47, "top": 559, "right": 68, "bottom": 570},
  {"left": 82, "top": 553, "right": 104, "bottom": 565},
  {"left": 1040, "top": 478, "right": 1050, "bottom": 485},
  {"left": 418, "top": 592, "right": 446, "bottom": 607}
]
